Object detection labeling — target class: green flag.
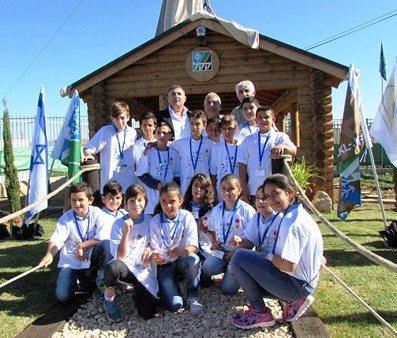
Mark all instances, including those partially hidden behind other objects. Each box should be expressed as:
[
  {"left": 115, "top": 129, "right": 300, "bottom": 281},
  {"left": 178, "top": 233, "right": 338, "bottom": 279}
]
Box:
[{"left": 380, "top": 42, "right": 387, "bottom": 81}]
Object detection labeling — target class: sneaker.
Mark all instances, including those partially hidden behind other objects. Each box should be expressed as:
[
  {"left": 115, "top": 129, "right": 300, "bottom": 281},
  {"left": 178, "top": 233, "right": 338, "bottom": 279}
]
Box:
[
  {"left": 282, "top": 295, "right": 314, "bottom": 322},
  {"left": 103, "top": 300, "right": 123, "bottom": 323},
  {"left": 188, "top": 297, "right": 204, "bottom": 316},
  {"left": 232, "top": 307, "right": 275, "bottom": 329}
]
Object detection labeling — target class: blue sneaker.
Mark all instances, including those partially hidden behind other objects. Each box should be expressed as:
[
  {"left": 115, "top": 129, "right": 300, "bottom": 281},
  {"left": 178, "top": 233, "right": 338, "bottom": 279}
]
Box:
[{"left": 103, "top": 300, "right": 122, "bottom": 323}]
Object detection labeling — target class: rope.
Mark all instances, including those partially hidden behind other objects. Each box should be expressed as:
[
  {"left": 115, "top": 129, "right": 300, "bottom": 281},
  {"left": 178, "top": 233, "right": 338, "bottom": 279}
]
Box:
[
  {"left": 0, "top": 265, "right": 42, "bottom": 289},
  {"left": 322, "top": 264, "right": 397, "bottom": 336},
  {"left": 283, "top": 158, "right": 397, "bottom": 275},
  {"left": 0, "top": 163, "right": 100, "bottom": 226}
]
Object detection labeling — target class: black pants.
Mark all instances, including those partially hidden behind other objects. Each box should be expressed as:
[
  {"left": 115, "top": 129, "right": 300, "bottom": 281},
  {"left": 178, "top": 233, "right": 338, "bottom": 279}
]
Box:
[{"left": 104, "top": 260, "right": 157, "bottom": 319}]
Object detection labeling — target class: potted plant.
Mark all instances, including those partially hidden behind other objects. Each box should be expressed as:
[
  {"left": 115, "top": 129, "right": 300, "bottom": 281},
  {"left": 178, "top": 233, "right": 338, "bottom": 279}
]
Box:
[{"left": 290, "top": 156, "right": 319, "bottom": 195}]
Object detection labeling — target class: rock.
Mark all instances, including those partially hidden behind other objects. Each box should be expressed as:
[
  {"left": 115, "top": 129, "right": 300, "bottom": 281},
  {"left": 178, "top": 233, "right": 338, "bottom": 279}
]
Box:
[{"left": 312, "top": 191, "right": 333, "bottom": 213}]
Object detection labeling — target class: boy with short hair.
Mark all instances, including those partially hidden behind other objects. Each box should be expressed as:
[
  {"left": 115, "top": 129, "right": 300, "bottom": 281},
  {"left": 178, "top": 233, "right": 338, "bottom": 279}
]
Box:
[
  {"left": 210, "top": 115, "right": 240, "bottom": 201},
  {"left": 170, "top": 110, "right": 213, "bottom": 197},
  {"left": 39, "top": 182, "right": 112, "bottom": 302},
  {"left": 238, "top": 106, "right": 297, "bottom": 203},
  {"left": 133, "top": 112, "right": 157, "bottom": 167},
  {"left": 136, "top": 120, "right": 180, "bottom": 214},
  {"left": 101, "top": 180, "right": 127, "bottom": 239},
  {"left": 236, "top": 96, "right": 259, "bottom": 142},
  {"left": 83, "top": 101, "right": 137, "bottom": 193},
  {"left": 206, "top": 117, "right": 221, "bottom": 143}
]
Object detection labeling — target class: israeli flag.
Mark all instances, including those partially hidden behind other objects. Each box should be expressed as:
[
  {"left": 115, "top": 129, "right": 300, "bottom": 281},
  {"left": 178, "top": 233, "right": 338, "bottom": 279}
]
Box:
[{"left": 25, "top": 86, "right": 49, "bottom": 224}]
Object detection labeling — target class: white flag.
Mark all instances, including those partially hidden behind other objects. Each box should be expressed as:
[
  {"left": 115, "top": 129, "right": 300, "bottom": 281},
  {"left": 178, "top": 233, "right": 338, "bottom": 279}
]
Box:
[
  {"left": 370, "top": 58, "right": 397, "bottom": 168},
  {"left": 25, "top": 86, "right": 49, "bottom": 224},
  {"left": 51, "top": 90, "right": 80, "bottom": 162}
]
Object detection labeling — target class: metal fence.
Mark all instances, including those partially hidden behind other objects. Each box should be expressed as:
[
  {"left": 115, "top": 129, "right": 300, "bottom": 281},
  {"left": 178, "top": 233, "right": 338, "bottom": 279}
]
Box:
[{"left": 0, "top": 116, "right": 89, "bottom": 149}]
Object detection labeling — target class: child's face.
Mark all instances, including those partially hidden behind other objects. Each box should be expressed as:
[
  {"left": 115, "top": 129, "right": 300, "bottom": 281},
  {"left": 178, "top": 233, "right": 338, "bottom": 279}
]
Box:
[
  {"left": 112, "top": 112, "right": 129, "bottom": 131},
  {"left": 141, "top": 118, "right": 156, "bottom": 140},
  {"left": 206, "top": 122, "right": 220, "bottom": 142},
  {"left": 192, "top": 180, "right": 206, "bottom": 203},
  {"left": 263, "top": 183, "right": 294, "bottom": 213},
  {"left": 242, "top": 102, "right": 257, "bottom": 124},
  {"left": 190, "top": 117, "right": 206, "bottom": 140},
  {"left": 255, "top": 188, "right": 273, "bottom": 217},
  {"left": 101, "top": 192, "right": 122, "bottom": 213},
  {"left": 221, "top": 123, "right": 238, "bottom": 142},
  {"left": 221, "top": 178, "right": 242, "bottom": 206},
  {"left": 160, "top": 191, "right": 183, "bottom": 219},
  {"left": 237, "top": 86, "right": 255, "bottom": 102},
  {"left": 155, "top": 125, "right": 173, "bottom": 145},
  {"left": 256, "top": 109, "right": 275, "bottom": 134},
  {"left": 71, "top": 192, "right": 94, "bottom": 217},
  {"left": 125, "top": 193, "right": 146, "bottom": 219}
]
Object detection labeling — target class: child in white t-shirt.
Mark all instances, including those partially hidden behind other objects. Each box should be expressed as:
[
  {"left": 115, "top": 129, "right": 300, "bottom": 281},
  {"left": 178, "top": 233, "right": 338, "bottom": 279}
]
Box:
[
  {"left": 170, "top": 110, "right": 213, "bottom": 196},
  {"left": 103, "top": 184, "right": 158, "bottom": 322},
  {"left": 238, "top": 105, "right": 296, "bottom": 204},
  {"left": 39, "top": 182, "right": 112, "bottom": 302},
  {"left": 136, "top": 120, "right": 180, "bottom": 214},
  {"left": 83, "top": 101, "right": 137, "bottom": 193},
  {"left": 201, "top": 174, "right": 255, "bottom": 294},
  {"left": 236, "top": 96, "right": 259, "bottom": 142},
  {"left": 133, "top": 112, "right": 157, "bottom": 167},
  {"left": 150, "top": 182, "right": 204, "bottom": 315}
]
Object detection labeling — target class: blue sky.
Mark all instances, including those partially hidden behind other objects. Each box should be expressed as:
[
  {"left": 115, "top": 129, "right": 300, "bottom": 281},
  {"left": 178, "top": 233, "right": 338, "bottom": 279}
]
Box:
[{"left": 1, "top": 0, "right": 396, "bottom": 119}]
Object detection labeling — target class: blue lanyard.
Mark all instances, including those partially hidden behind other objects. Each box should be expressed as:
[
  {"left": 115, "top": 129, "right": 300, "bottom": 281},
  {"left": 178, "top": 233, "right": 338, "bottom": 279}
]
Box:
[
  {"left": 160, "top": 211, "right": 181, "bottom": 249},
  {"left": 244, "top": 123, "right": 253, "bottom": 134},
  {"left": 114, "top": 124, "right": 127, "bottom": 161},
  {"left": 257, "top": 212, "right": 279, "bottom": 246},
  {"left": 258, "top": 132, "right": 271, "bottom": 166},
  {"left": 221, "top": 201, "right": 238, "bottom": 244},
  {"left": 157, "top": 147, "right": 170, "bottom": 180},
  {"left": 73, "top": 210, "right": 91, "bottom": 242},
  {"left": 190, "top": 137, "right": 203, "bottom": 171},
  {"left": 224, "top": 140, "right": 238, "bottom": 174},
  {"left": 191, "top": 201, "right": 202, "bottom": 222},
  {"left": 271, "top": 203, "right": 297, "bottom": 254}
]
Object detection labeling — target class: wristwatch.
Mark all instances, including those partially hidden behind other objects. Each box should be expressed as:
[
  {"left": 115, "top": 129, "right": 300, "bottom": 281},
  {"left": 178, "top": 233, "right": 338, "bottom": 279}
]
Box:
[{"left": 266, "top": 253, "right": 274, "bottom": 261}]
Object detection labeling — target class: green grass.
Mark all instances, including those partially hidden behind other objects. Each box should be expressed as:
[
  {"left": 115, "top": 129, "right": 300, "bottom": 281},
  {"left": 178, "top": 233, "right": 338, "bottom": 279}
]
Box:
[
  {"left": 314, "top": 204, "right": 397, "bottom": 337},
  {"left": 1, "top": 201, "right": 397, "bottom": 337},
  {"left": 0, "top": 215, "right": 59, "bottom": 338}
]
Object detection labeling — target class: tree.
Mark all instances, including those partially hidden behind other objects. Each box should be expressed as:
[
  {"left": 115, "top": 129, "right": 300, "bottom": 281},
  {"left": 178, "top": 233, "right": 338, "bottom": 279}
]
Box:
[{"left": 2, "top": 102, "right": 21, "bottom": 235}]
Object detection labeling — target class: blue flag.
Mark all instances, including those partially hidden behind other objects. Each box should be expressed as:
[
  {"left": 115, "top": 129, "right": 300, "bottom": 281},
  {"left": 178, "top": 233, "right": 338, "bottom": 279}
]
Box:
[
  {"left": 51, "top": 90, "right": 81, "bottom": 183},
  {"left": 380, "top": 42, "right": 387, "bottom": 81},
  {"left": 25, "top": 86, "right": 49, "bottom": 224}
]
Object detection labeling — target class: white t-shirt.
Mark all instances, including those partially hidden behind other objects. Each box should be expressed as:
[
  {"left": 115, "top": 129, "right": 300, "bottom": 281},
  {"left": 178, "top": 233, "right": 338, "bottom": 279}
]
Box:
[
  {"left": 109, "top": 214, "right": 159, "bottom": 298},
  {"left": 149, "top": 209, "right": 198, "bottom": 263},
  {"left": 49, "top": 206, "right": 106, "bottom": 269},
  {"left": 100, "top": 207, "right": 128, "bottom": 239},
  {"left": 170, "top": 136, "right": 213, "bottom": 196},
  {"left": 238, "top": 130, "right": 296, "bottom": 195},
  {"left": 236, "top": 123, "right": 258, "bottom": 143},
  {"left": 135, "top": 146, "right": 180, "bottom": 214},
  {"left": 84, "top": 124, "right": 137, "bottom": 193},
  {"left": 243, "top": 211, "right": 279, "bottom": 249},
  {"left": 255, "top": 204, "right": 323, "bottom": 288},
  {"left": 208, "top": 200, "right": 256, "bottom": 252},
  {"left": 133, "top": 136, "right": 156, "bottom": 170},
  {"left": 210, "top": 139, "right": 240, "bottom": 200},
  {"left": 169, "top": 106, "right": 190, "bottom": 140}
]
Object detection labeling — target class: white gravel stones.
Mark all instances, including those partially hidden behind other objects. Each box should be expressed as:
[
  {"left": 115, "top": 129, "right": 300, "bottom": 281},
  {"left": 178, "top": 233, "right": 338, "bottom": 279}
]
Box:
[{"left": 52, "top": 283, "right": 293, "bottom": 338}]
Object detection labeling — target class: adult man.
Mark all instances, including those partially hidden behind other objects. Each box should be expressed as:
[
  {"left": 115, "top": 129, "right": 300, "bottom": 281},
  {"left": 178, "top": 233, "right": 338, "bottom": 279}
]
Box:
[
  {"left": 231, "top": 80, "right": 256, "bottom": 125},
  {"left": 203, "top": 92, "right": 222, "bottom": 118},
  {"left": 154, "top": 85, "right": 192, "bottom": 140}
]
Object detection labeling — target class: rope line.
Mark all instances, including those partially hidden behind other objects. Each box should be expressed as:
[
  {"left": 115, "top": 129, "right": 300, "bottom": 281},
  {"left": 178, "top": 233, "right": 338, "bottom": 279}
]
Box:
[
  {"left": 0, "top": 265, "right": 42, "bottom": 289},
  {"left": 0, "top": 163, "right": 99, "bottom": 226}
]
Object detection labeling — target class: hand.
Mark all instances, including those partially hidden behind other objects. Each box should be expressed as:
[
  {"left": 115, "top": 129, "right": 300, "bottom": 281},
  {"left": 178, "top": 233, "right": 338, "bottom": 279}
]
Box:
[
  {"left": 81, "top": 155, "right": 95, "bottom": 163},
  {"left": 224, "top": 251, "right": 234, "bottom": 262},
  {"left": 143, "top": 141, "right": 157, "bottom": 155},
  {"left": 229, "top": 235, "right": 242, "bottom": 247},
  {"left": 271, "top": 145, "right": 285, "bottom": 159},
  {"left": 39, "top": 253, "right": 53, "bottom": 268},
  {"left": 197, "top": 219, "right": 207, "bottom": 233},
  {"left": 142, "top": 246, "right": 153, "bottom": 264},
  {"left": 123, "top": 218, "right": 134, "bottom": 234},
  {"left": 153, "top": 251, "right": 167, "bottom": 265},
  {"left": 210, "top": 241, "right": 222, "bottom": 251},
  {"left": 157, "top": 183, "right": 163, "bottom": 191},
  {"left": 167, "top": 246, "right": 188, "bottom": 259},
  {"left": 76, "top": 247, "right": 86, "bottom": 261}
]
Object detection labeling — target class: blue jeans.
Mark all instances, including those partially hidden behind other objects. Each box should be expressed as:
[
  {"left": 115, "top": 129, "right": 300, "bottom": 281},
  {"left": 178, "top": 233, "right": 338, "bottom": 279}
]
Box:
[
  {"left": 157, "top": 253, "right": 201, "bottom": 312},
  {"left": 55, "top": 240, "right": 112, "bottom": 302},
  {"left": 202, "top": 254, "right": 239, "bottom": 294},
  {"left": 230, "top": 248, "right": 314, "bottom": 311}
]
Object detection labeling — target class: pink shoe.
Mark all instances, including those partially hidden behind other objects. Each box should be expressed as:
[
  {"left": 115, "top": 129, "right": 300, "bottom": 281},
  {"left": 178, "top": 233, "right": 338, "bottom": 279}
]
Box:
[
  {"left": 283, "top": 295, "right": 314, "bottom": 322},
  {"left": 232, "top": 306, "right": 276, "bottom": 329}
]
